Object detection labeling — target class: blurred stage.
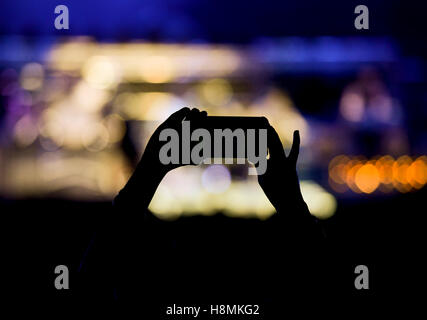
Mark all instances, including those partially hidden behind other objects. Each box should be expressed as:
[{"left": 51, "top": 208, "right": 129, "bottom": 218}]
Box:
[{"left": 1, "top": 0, "right": 426, "bottom": 311}]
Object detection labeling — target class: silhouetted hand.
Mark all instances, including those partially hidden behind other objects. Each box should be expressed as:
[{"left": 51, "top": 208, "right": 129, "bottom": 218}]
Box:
[
  {"left": 114, "top": 107, "right": 207, "bottom": 210},
  {"left": 258, "top": 126, "right": 308, "bottom": 216},
  {"left": 140, "top": 107, "right": 207, "bottom": 175}
]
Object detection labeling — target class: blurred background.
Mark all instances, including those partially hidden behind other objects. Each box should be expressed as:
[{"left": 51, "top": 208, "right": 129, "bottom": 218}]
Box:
[{"left": 1, "top": 0, "right": 426, "bottom": 299}]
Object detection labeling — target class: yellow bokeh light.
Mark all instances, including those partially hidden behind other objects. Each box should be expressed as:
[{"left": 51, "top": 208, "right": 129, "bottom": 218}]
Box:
[
  {"left": 139, "top": 55, "right": 174, "bottom": 83},
  {"left": 72, "top": 81, "right": 111, "bottom": 113},
  {"left": 199, "top": 78, "right": 233, "bottom": 106},
  {"left": 103, "top": 114, "right": 126, "bottom": 144},
  {"left": 81, "top": 123, "right": 110, "bottom": 152},
  {"left": 301, "top": 181, "right": 337, "bottom": 219},
  {"left": 82, "top": 56, "right": 118, "bottom": 89},
  {"left": 117, "top": 92, "right": 175, "bottom": 121}
]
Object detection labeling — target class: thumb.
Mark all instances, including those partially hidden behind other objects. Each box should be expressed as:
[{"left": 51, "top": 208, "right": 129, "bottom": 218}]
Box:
[{"left": 288, "top": 130, "right": 300, "bottom": 165}]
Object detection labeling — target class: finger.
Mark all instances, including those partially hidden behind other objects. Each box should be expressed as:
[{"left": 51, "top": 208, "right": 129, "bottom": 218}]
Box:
[
  {"left": 190, "top": 108, "right": 208, "bottom": 123},
  {"left": 190, "top": 107, "right": 201, "bottom": 118},
  {"left": 288, "top": 130, "right": 300, "bottom": 164},
  {"left": 165, "top": 107, "right": 191, "bottom": 124},
  {"left": 267, "top": 125, "right": 285, "bottom": 159}
]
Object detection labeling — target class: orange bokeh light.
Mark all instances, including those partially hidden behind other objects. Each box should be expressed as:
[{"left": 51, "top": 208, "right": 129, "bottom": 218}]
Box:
[
  {"left": 355, "top": 163, "right": 380, "bottom": 194},
  {"left": 329, "top": 154, "right": 427, "bottom": 194}
]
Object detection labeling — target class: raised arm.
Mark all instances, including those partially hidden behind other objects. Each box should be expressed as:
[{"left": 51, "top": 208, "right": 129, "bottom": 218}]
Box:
[{"left": 257, "top": 126, "right": 323, "bottom": 240}]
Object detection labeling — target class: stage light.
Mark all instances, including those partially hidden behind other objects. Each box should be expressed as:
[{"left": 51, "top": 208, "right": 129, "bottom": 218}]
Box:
[
  {"left": 139, "top": 55, "right": 174, "bottom": 83},
  {"left": 103, "top": 114, "right": 126, "bottom": 144},
  {"left": 301, "top": 181, "right": 337, "bottom": 219},
  {"left": 20, "top": 62, "right": 44, "bottom": 91},
  {"left": 201, "top": 165, "right": 231, "bottom": 194},
  {"left": 340, "top": 91, "right": 364, "bottom": 122},
  {"left": 199, "top": 78, "right": 233, "bottom": 107},
  {"left": 329, "top": 155, "right": 427, "bottom": 194},
  {"left": 407, "top": 156, "right": 427, "bottom": 187},
  {"left": 355, "top": 163, "right": 380, "bottom": 194},
  {"left": 81, "top": 123, "right": 110, "bottom": 152},
  {"left": 82, "top": 55, "right": 118, "bottom": 90},
  {"left": 14, "top": 115, "right": 38, "bottom": 147}
]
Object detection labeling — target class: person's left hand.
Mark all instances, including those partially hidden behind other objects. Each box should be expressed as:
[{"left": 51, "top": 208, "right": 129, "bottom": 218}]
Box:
[
  {"left": 139, "top": 107, "right": 207, "bottom": 175},
  {"left": 114, "top": 107, "right": 207, "bottom": 209}
]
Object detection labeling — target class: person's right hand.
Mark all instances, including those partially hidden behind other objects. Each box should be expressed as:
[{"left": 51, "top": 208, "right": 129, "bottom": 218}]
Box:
[{"left": 257, "top": 126, "right": 307, "bottom": 214}]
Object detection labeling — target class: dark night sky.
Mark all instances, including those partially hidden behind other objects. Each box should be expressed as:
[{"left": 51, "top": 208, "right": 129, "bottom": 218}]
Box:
[{"left": 0, "top": 0, "right": 425, "bottom": 44}]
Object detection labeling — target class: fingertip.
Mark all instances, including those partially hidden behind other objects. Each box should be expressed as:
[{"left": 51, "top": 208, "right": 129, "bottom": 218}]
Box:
[
  {"left": 168, "top": 107, "right": 190, "bottom": 121},
  {"left": 261, "top": 116, "right": 269, "bottom": 127},
  {"left": 294, "top": 130, "right": 300, "bottom": 142},
  {"left": 177, "top": 107, "right": 191, "bottom": 118},
  {"left": 289, "top": 130, "right": 300, "bottom": 163},
  {"left": 188, "top": 108, "right": 200, "bottom": 118}
]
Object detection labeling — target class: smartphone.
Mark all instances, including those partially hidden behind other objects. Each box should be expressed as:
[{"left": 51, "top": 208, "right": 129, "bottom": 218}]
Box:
[
  {"left": 189, "top": 116, "right": 269, "bottom": 163},
  {"left": 194, "top": 116, "right": 270, "bottom": 132}
]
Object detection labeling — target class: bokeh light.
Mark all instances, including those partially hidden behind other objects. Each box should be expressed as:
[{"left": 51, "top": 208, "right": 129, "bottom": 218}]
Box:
[
  {"left": 301, "top": 181, "right": 337, "bottom": 219},
  {"left": 355, "top": 163, "right": 380, "bottom": 194},
  {"left": 329, "top": 155, "right": 427, "bottom": 194},
  {"left": 82, "top": 56, "right": 119, "bottom": 89},
  {"left": 0, "top": 38, "right": 423, "bottom": 221},
  {"left": 20, "top": 62, "right": 44, "bottom": 91},
  {"left": 201, "top": 165, "right": 231, "bottom": 194}
]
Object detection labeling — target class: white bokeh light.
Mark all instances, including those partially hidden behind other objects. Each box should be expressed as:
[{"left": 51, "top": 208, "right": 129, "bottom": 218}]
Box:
[{"left": 201, "top": 165, "right": 231, "bottom": 194}]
